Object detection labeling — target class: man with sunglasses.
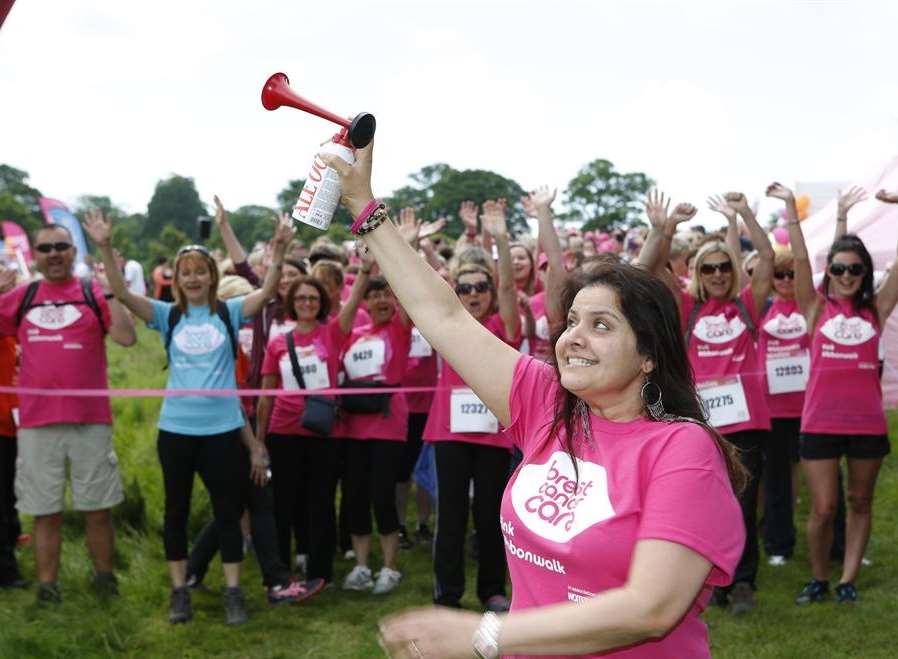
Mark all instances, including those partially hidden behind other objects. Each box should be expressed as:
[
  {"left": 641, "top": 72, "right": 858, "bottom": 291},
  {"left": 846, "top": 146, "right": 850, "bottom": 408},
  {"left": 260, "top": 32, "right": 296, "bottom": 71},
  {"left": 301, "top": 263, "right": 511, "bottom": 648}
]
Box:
[{"left": 0, "top": 224, "right": 136, "bottom": 605}]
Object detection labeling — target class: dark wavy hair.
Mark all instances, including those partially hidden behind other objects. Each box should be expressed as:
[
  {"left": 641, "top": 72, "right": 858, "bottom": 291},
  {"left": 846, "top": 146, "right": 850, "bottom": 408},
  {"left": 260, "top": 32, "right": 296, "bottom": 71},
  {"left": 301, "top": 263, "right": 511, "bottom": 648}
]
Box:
[
  {"left": 546, "top": 262, "right": 747, "bottom": 493},
  {"left": 285, "top": 276, "right": 330, "bottom": 322},
  {"left": 823, "top": 234, "right": 877, "bottom": 320}
]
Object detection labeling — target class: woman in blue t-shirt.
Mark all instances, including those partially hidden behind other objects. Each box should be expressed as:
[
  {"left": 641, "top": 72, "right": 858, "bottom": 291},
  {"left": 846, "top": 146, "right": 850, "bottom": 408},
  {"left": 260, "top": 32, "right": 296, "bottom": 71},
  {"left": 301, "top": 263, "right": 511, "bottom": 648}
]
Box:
[{"left": 83, "top": 209, "right": 293, "bottom": 626}]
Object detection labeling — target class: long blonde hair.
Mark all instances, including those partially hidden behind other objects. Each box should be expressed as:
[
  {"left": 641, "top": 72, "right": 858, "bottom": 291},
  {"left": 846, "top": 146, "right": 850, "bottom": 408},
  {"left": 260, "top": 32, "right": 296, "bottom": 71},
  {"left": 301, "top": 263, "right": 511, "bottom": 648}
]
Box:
[{"left": 687, "top": 241, "right": 741, "bottom": 303}]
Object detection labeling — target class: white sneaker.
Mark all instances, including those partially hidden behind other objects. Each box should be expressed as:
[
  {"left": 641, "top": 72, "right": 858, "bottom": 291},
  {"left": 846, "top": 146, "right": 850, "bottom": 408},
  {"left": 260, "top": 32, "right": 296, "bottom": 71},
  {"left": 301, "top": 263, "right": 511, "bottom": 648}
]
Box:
[
  {"left": 768, "top": 555, "right": 787, "bottom": 567},
  {"left": 342, "top": 565, "right": 373, "bottom": 591},
  {"left": 343, "top": 549, "right": 356, "bottom": 561},
  {"left": 372, "top": 567, "right": 402, "bottom": 595},
  {"left": 295, "top": 553, "right": 308, "bottom": 576}
]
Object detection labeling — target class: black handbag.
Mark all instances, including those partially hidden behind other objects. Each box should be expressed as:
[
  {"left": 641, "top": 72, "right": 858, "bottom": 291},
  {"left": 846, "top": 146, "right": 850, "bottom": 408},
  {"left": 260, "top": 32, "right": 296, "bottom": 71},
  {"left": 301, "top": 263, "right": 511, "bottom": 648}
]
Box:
[
  {"left": 339, "top": 380, "right": 392, "bottom": 415},
  {"left": 286, "top": 332, "right": 337, "bottom": 436}
]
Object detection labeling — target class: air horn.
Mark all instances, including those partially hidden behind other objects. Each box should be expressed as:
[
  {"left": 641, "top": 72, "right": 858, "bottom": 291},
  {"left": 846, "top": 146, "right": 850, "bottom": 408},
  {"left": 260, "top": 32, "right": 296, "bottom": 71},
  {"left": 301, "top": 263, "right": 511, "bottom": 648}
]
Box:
[{"left": 261, "top": 73, "right": 376, "bottom": 230}]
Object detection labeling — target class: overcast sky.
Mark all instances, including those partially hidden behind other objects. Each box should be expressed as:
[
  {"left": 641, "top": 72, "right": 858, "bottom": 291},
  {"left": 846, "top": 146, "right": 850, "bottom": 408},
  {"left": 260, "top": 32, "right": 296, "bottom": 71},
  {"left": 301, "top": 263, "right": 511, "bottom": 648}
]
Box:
[{"left": 2, "top": 0, "right": 897, "bottom": 230}]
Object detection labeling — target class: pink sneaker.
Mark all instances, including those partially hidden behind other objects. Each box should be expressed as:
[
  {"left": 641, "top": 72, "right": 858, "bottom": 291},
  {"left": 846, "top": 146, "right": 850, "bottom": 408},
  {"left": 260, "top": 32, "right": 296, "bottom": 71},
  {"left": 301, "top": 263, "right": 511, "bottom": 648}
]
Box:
[{"left": 267, "top": 578, "right": 326, "bottom": 606}]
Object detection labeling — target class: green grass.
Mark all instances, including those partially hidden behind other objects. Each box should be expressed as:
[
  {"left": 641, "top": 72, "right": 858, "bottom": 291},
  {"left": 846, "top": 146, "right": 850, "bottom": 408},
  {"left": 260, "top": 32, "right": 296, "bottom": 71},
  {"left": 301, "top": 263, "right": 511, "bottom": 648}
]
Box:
[{"left": 0, "top": 324, "right": 895, "bottom": 657}]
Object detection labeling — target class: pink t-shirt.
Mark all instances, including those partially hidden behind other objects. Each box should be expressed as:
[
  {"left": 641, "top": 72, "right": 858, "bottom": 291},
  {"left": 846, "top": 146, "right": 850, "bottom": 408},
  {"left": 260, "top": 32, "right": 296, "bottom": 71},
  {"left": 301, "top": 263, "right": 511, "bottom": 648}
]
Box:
[
  {"left": 759, "top": 297, "right": 809, "bottom": 419},
  {"left": 0, "top": 278, "right": 112, "bottom": 428},
  {"left": 261, "top": 318, "right": 349, "bottom": 437},
  {"left": 423, "top": 313, "right": 521, "bottom": 448},
  {"left": 502, "top": 356, "right": 743, "bottom": 659},
  {"left": 402, "top": 326, "right": 438, "bottom": 414},
  {"left": 682, "top": 287, "right": 771, "bottom": 434},
  {"left": 801, "top": 296, "right": 886, "bottom": 435},
  {"left": 339, "top": 313, "right": 411, "bottom": 441},
  {"left": 527, "top": 292, "right": 553, "bottom": 363}
]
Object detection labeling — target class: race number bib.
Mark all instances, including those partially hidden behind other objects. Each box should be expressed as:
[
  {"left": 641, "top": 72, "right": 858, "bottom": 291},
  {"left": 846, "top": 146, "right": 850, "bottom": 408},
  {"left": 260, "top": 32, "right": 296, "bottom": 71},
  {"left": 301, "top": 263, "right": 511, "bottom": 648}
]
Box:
[
  {"left": 450, "top": 388, "right": 498, "bottom": 433},
  {"left": 766, "top": 348, "right": 810, "bottom": 395},
  {"left": 238, "top": 327, "right": 254, "bottom": 358},
  {"left": 280, "top": 348, "right": 330, "bottom": 391},
  {"left": 697, "top": 376, "right": 750, "bottom": 428},
  {"left": 344, "top": 337, "right": 386, "bottom": 380},
  {"left": 409, "top": 327, "right": 433, "bottom": 358}
]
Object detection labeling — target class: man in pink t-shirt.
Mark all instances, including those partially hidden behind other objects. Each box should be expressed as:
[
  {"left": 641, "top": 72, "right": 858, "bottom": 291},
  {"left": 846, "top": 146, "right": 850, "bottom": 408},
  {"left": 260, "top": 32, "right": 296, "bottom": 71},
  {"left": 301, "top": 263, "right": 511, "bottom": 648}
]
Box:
[{"left": 0, "top": 224, "right": 135, "bottom": 604}]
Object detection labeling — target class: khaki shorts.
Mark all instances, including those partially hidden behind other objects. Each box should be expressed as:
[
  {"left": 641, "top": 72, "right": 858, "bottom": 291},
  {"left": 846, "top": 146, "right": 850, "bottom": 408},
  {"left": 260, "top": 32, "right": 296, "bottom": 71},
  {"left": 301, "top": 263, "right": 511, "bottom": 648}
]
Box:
[{"left": 15, "top": 424, "right": 124, "bottom": 515}]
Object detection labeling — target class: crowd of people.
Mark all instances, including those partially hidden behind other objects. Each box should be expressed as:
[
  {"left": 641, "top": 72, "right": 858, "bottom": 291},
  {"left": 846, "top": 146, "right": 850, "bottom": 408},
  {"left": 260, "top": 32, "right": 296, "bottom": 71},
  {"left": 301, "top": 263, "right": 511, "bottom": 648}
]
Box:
[{"left": 1, "top": 142, "right": 897, "bottom": 656}]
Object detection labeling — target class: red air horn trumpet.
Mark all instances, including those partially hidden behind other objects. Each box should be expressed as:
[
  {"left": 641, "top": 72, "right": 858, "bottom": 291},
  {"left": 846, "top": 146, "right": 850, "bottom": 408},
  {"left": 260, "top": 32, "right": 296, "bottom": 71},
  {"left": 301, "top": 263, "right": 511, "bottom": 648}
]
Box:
[{"left": 261, "top": 72, "right": 376, "bottom": 149}]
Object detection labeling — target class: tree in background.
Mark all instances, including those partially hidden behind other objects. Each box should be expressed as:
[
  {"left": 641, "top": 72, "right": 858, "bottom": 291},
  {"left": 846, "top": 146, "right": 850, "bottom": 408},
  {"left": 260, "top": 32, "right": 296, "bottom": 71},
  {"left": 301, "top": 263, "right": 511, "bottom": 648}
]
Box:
[
  {"left": 0, "top": 165, "right": 44, "bottom": 235},
  {"left": 563, "top": 159, "right": 654, "bottom": 231},
  {"left": 145, "top": 175, "right": 206, "bottom": 241}
]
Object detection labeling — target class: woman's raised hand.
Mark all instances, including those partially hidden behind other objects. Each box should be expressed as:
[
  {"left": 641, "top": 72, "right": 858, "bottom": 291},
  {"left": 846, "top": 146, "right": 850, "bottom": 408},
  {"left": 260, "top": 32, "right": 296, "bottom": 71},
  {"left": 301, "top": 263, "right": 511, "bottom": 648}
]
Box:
[
  {"left": 521, "top": 186, "right": 556, "bottom": 218},
  {"left": 480, "top": 199, "right": 509, "bottom": 237},
  {"left": 81, "top": 208, "right": 112, "bottom": 247},
  {"left": 319, "top": 142, "right": 375, "bottom": 218},
  {"left": 644, "top": 189, "right": 670, "bottom": 229},
  {"left": 419, "top": 216, "right": 447, "bottom": 240},
  {"left": 397, "top": 207, "right": 422, "bottom": 246},
  {"left": 724, "top": 192, "right": 751, "bottom": 214},
  {"left": 668, "top": 203, "right": 697, "bottom": 228},
  {"left": 459, "top": 200, "right": 480, "bottom": 235},
  {"left": 837, "top": 186, "right": 867, "bottom": 215},
  {"left": 875, "top": 189, "right": 898, "bottom": 205},
  {"left": 270, "top": 211, "right": 294, "bottom": 254},
  {"left": 765, "top": 182, "right": 795, "bottom": 203},
  {"left": 213, "top": 195, "right": 227, "bottom": 226},
  {"left": 707, "top": 194, "right": 737, "bottom": 221}
]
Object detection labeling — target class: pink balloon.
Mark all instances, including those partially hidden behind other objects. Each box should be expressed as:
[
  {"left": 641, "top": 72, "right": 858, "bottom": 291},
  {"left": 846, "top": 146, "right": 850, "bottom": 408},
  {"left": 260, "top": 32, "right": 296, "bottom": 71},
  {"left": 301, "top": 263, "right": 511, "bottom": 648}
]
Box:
[{"left": 773, "top": 227, "right": 789, "bottom": 245}]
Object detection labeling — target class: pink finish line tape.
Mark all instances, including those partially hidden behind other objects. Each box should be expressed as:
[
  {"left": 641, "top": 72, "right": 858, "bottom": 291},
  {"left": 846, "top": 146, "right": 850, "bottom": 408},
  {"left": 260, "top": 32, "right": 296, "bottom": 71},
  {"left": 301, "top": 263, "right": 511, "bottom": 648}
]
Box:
[{"left": 0, "top": 385, "right": 441, "bottom": 398}]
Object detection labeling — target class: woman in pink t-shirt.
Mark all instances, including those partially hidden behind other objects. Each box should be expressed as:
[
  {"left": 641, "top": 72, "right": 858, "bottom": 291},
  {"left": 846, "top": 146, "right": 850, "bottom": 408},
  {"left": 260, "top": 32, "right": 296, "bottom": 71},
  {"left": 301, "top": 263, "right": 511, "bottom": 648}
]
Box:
[
  {"left": 770, "top": 183, "right": 898, "bottom": 605},
  {"left": 640, "top": 190, "right": 774, "bottom": 614},
  {"left": 323, "top": 143, "right": 745, "bottom": 659},
  {"left": 255, "top": 273, "right": 366, "bottom": 587}
]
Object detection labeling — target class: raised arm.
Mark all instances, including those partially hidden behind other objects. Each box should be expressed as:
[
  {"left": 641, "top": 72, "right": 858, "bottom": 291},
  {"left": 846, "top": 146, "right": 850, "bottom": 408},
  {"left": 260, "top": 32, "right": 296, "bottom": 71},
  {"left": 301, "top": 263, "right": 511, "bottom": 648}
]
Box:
[
  {"left": 241, "top": 213, "right": 292, "bottom": 319},
  {"left": 725, "top": 192, "right": 773, "bottom": 316},
  {"left": 455, "top": 201, "right": 482, "bottom": 249},
  {"left": 82, "top": 209, "right": 155, "bottom": 323},
  {"left": 874, "top": 188, "right": 898, "bottom": 324},
  {"left": 337, "top": 246, "right": 372, "bottom": 334},
  {"left": 707, "top": 195, "right": 747, "bottom": 289},
  {"left": 214, "top": 195, "right": 248, "bottom": 265},
  {"left": 834, "top": 186, "right": 867, "bottom": 242},
  {"left": 524, "top": 186, "right": 565, "bottom": 324},
  {"left": 766, "top": 182, "right": 818, "bottom": 321},
  {"left": 480, "top": 199, "right": 521, "bottom": 340},
  {"left": 321, "top": 143, "right": 520, "bottom": 426},
  {"left": 634, "top": 190, "right": 672, "bottom": 274},
  {"left": 94, "top": 267, "right": 137, "bottom": 346}
]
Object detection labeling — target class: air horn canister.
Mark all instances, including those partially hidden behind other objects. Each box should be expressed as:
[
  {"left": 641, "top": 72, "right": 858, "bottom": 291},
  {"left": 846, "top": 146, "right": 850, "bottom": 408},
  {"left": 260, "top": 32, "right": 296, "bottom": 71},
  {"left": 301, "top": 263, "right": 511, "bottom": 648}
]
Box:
[{"left": 261, "top": 73, "right": 376, "bottom": 230}]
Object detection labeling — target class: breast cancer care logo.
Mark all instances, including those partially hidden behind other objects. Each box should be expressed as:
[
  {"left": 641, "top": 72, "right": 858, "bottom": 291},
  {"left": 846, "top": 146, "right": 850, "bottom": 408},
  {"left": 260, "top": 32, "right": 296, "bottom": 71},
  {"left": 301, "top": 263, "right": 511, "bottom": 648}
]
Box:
[
  {"left": 173, "top": 323, "right": 225, "bottom": 355},
  {"left": 693, "top": 313, "right": 746, "bottom": 345},
  {"left": 510, "top": 451, "right": 615, "bottom": 543},
  {"left": 763, "top": 312, "right": 807, "bottom": 340},
  {"left": 26, "top": 304, "right": 83, "bottom": 331},
  {"left": 820, "top": 314, "right": 876, "bottom": 346}
]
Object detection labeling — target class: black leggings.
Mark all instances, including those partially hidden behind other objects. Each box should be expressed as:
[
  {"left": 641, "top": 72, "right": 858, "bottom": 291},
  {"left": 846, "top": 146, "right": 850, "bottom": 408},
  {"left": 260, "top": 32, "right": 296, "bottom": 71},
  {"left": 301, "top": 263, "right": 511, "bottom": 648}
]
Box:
[
  {"left": 157, "top": 429, "right": 245, "bottom": 563},
  {"left": 0, "top": 437, "right": 20, "bottom": 581},
  {"left": 398, "top": 413, "right": 427, "bottom": 483},
  {"left": 345, "top": 439, "right": 403, "bottom": 536}
]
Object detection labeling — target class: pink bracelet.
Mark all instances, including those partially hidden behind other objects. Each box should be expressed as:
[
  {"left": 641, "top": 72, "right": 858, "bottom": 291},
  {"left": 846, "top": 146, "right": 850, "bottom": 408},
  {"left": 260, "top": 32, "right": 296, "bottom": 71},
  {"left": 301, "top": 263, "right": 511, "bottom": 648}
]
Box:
[{"left": 351, "top": 199, "right": 381, "bottom": 235}]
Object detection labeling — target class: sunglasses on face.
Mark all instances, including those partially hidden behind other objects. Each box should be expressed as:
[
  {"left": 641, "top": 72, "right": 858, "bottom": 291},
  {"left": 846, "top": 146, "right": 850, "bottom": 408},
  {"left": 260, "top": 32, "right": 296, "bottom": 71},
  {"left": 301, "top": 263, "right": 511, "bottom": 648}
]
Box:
[
  {"left": 829, "top": 263, "right": 865, "bottom": 277},
  {"left": 177, "top": 244, "right": 211, "bottom": 257},
  {"left": 774, "top": 270, "right": 795, "bottom": 280},
  {"left": 35, "top": 242, "right": 73, "bottom": 254},
  {"left": 699, "top": 262, "right": 733, "bottom": 275},
  {"left": 455, "top": 281, "right": 490, "bottom": 296}
]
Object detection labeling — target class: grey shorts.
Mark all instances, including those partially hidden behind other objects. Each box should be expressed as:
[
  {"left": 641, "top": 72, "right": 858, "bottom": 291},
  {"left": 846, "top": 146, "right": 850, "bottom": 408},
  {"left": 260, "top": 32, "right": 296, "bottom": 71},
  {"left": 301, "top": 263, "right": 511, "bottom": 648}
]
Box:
[{"left": 15, "top": 424, "right": 124, "bottom": 515}]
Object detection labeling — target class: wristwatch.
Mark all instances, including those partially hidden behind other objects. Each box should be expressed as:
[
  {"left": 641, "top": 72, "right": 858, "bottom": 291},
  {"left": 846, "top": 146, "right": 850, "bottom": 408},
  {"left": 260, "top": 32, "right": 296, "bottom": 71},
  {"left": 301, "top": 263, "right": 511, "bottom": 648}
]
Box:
[{"left": 472, "top": 612, "right": 501, "bottom": 659}]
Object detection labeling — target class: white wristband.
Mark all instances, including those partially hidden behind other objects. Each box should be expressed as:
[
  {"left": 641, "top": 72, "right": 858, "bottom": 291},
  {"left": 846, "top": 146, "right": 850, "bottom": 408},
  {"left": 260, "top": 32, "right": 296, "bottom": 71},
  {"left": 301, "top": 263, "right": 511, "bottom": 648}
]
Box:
[{"left": 472, "top": 611, "right": 502, "bottom": 659}]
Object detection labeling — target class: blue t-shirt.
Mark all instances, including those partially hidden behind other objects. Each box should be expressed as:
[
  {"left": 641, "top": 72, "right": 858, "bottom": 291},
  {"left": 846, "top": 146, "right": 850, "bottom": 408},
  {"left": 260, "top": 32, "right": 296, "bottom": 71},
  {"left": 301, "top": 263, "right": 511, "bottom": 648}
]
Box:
[{"left": 148, "top": 297, "right": 246, "bottom": 436}]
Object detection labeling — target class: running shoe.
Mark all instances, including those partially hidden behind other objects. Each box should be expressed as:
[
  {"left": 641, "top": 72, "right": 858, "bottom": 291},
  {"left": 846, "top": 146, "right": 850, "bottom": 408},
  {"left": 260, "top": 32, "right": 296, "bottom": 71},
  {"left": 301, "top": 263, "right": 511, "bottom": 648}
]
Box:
[
  {"left": 169, "top": 587, "right": 192, "bottom": 624},
  {"left": 415, "top": 523, "right": 434, "bottom": 545},
  {"left": 484, "top": 595, "right": 511, "bottom": 612},
  {"left": 224, "top": 587, "right": 248, "bottom": 625},
  {"left": 767, "top": 555, "right": 788, "bottom": 567},
  {"left": 343, "top": 549, "right": 356, "bottom": 561},
  {"left": 728, "top": 582, "right": 755, "bottom": 614},
  {"left": 835, "top": 582, "right": 858, "bottom": 604},
  {"left": 268, "top": 578, "right": 326, "bottom": 605},
  {"left": 795, "top": 579, "right": 829, "bottom": 605},
  {"left": 372, "top": 568, "right": 401, "bottom": 595},
  {"left": 294, "top": 553, "right": 308, "bottom": 578},
  {"left": 36, "top": 582, "right": 62, "bottom": 606},
  {"left": 92, "top": 571, "right": 120, "bottom": 599},
  {"left": 398, "top": 526, "right": 414, "bottom": 550},
  {"left": 342, "top": 565, "right": 374, "bottom": 591}
]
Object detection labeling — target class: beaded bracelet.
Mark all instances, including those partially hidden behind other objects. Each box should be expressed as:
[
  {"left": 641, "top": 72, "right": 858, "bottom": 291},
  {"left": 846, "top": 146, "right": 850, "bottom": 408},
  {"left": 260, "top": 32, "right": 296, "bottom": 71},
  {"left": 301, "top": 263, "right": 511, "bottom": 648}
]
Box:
[
  {"left": 350, "top": 199, "right": 381, "bottom": 235},
  {"left": 355, "top": 205, "right": 389, "bottom": 236}
]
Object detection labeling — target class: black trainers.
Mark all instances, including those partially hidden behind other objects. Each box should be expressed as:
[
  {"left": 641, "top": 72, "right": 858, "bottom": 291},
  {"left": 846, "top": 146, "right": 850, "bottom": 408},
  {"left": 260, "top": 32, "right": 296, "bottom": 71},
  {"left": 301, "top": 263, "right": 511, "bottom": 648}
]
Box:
[
  {"left": 36, "top": 581, "right": 62, "bottom": 605},
  {"left": 835, "top": 582, "right": 858, "bottom": 604},
  {"left": 93, "top": 572, "right": 120, "bottom": 599},
  {"left": 795, "top": 579, "right": 829, "bottom": 605},
  {"left": 224, "top": 587, "right": 248, "bottom": 625},
  {"left": 415, "top": 523, "right": 433, "bottom": 545},
  {"left": 728, "top": 582, "right": 755, "bottom": 614},
  {"left": 710, "top": 586, "right": 729, "bottom": 607},
  {"left": 398, "top": 526, "right": 414, "bottom": 550},
  {"left": 169, "top": 587, "right": 192, "bottom": 624},
  {"left": 0, "top": 572, "right": 29, "bottom": 590}
]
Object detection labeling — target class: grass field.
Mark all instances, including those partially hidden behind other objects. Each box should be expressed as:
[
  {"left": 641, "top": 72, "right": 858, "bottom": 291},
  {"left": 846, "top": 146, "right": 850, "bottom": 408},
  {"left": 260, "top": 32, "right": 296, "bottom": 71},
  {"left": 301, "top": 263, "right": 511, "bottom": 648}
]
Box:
[{"left": 0, "top": 325, "right": 895, "bottom": 658}]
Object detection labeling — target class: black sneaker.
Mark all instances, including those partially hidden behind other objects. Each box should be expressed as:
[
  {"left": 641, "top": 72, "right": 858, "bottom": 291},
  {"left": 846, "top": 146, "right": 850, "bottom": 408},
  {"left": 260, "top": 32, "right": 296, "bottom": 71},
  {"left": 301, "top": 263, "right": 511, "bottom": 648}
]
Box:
[
  {"left": 92, "top": 572, "right": 120, "bottom": 599},
  {"left": 398, "top": 526, "right": 414, "bottom": 550},
  {"left": 169, "top": 587, "right": 192, "bottom": 624},
  {"left": 728, "top": 582, "right": 755, "bottom": 614},
  {"left": 710, "top": 586, "right": 729, "bottom": 607},
  {"left": 795, "top": 579, "right": 829, "bottom": 605},
  {"left": 36, "top": 582, "right": 62, "bottom": 605},
  {"left": 415, "top": 523, "right": 433, "bottom": 545},
  {"left": 835, "top": 582, "right": 858, "bottom": 604},
  {"left": 0, "top": 573, "right": 29, "bottom": 590},
  {"left": 224, "top": 587, "right": 248, "bottom": 625}
]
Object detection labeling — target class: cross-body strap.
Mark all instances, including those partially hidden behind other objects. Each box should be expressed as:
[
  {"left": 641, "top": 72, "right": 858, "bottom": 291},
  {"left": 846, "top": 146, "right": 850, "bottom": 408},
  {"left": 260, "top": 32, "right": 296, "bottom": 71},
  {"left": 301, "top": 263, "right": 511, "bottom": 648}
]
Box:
[{"left": 285, "top": 331, "right": 307, "bottom": 390}]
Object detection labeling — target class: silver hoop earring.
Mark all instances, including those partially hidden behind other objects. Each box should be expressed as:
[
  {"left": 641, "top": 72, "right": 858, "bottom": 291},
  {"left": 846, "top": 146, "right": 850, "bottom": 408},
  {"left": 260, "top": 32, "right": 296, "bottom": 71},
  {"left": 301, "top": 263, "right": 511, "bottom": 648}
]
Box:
[
  {"left": 575, "top": 398, "right": 593, "bottom": 445},
  {"left": 641, "top": 379, "right": 666, "bottom": 421}
]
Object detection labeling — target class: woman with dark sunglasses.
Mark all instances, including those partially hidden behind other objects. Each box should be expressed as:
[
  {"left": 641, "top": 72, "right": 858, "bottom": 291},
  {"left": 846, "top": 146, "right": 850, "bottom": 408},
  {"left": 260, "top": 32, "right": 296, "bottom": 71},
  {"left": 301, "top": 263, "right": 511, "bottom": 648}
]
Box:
[
  {"left": 769, "top": 183, "right": 898, "bottom": 605},
  {"left": 639, "top": 189, "right": 774, "bottom": 614},
  {"left": 420, "top": 199, "right": 521, "bottom": 612},
  {"left": 82, "top": 209, "right": 292, "bottom": 625}
]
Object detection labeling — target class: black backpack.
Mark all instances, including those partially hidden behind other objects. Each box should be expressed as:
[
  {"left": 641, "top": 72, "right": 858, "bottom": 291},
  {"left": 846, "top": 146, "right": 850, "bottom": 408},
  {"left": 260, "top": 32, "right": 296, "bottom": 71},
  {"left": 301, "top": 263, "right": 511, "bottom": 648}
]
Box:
[
  {"left": 163, "top": 301, "right": 239, "bottom": 366},
  {"left": 15, "top": 278, "right": 106, "bottom": 333}
]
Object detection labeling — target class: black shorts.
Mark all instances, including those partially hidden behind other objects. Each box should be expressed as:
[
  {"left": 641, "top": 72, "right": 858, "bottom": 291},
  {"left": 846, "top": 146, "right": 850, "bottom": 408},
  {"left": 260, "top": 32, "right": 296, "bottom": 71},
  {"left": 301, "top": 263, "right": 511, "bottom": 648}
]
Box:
[{"left": 800, "top": 433, "right": 891, "bottom": 460}]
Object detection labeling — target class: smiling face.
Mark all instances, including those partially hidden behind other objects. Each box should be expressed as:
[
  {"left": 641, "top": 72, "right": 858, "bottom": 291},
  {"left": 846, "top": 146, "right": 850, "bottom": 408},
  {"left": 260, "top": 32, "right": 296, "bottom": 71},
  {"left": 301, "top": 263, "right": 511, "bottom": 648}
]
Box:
[
  {"left": 175, "top": 253, "right": 214, "bottom": 306},
  {"left": 773, "top": 258, "right": 796, "bottom": 299},
  {"left": 278, "top": 262, "right": 303, "bottom": 300},
  {"left": 455, "top": 271, "right": 493, "bottom": 321},
  {"left": 364, "top": 286, "right": 396, "bottom": 325},
  {"left": 698, "top": 251, "right": 734, "bottom": 301},
  {"left": 555, "top": 285, "right": 651, "bottom": 410},
  {"left": 828, "top": 250, "right": 866, "bottom": 299},
  {"left": 33, "top": 226, "right": 76, "bottom": 283},
  {"left": 510, "top": 245, "right": 533, "bottom": 286},
  {"left": 292, "top": 282, "right": 322, "bottom": 323}
]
